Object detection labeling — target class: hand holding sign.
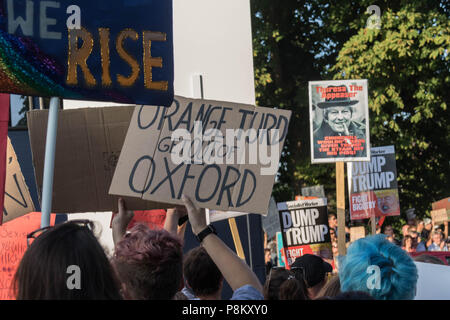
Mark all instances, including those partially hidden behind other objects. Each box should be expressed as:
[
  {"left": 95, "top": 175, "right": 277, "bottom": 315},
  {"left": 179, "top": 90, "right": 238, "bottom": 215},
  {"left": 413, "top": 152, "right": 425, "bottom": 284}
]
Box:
[
  {"left": 112, "top": 198, "right": 134, "bottom": 245},
  {"left": 182, "top": 194, "right": 207, "bottom": 236}
]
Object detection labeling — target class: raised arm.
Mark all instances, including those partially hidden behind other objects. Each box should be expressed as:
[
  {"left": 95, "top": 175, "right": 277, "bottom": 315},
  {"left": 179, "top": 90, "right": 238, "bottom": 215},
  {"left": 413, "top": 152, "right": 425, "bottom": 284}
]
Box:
[
  {"left": 182, "top": 195, "right": 263, "bottom": 293},
  {"left": 112, "top": 198, "right": 134, "bottom": 246},
  {"left": 163, "top": 207, "right": 188, "bottom": 242}
]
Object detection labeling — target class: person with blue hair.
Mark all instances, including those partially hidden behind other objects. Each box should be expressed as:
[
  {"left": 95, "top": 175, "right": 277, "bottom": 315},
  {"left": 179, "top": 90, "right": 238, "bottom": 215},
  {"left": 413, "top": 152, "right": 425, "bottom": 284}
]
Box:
[{"left": 339, "top": 234, "right": 418, "bottom": 300}]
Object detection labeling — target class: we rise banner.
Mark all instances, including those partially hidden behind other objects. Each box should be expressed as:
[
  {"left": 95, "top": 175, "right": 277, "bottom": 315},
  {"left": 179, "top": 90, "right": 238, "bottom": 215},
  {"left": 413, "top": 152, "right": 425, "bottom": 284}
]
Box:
[{"left": 0, "top": 0, "right": 173, "bottom": 106}]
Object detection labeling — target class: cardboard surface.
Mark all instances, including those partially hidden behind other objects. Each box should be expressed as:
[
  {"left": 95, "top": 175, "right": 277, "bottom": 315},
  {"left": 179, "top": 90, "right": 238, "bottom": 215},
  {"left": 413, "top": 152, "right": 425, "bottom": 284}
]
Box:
[
  {"left": 110, "top": 96, "right": 291, "bottom": 214},
  {"left": 28, "top": 106, "right": 172, "bottom": 213},
  {"left": 431, "top": 208, "right": 450, "bottom": 224},
  {"left": 432, "top": 197, "right": 450, "bottom": 211},
  {"left": 350, "top": 226, "right": 366, "bottom": 242},
  {"left": 261, "top": 197, "right": 281, "bottom": 239},
  {"left": 3, "top": 138, "right": 35, "bottom": 223}
]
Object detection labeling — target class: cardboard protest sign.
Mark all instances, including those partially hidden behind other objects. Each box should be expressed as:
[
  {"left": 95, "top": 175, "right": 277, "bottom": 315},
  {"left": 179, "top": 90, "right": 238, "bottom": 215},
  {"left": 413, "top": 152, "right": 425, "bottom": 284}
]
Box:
[
  {"left": 277, "top": 198, "right": 332, "bottom": 267},
  {"left": 0, "top": 94, "right": 8, "bottom": 224},
  {"left": 110, "top": 96, "right": 291, "bottom": 215},
  {"left": 0, "top": 0, "right": 173, "bottom": 106},
  {"left": 301, "top": 185, "right": 325, "bottom": 198},
  {"left": 432, "top": 197, "right": 450, "bottom": 211},
  {"left": 28, "top": 106, "right": 172, "bottom": 213},
  {"left": 206, "top": 209, "right": 248, "bottom": 224},
  {"left": 3, "top": 138, "right": 35, "bottom": 223},
  {"left": 261, "top": 197, "right": 281, "bottom": 240},
  {"left": 350, "top": 226, "right": 366, "bottom": 242},
  {"left": 309, "top": 80, "right": 370, "bottom": 163},
  {"left": 347, "top": 145, "right": 400, "bottom": 220},
  {"left": 0, "top": 212, "right": 56, "bottom": 300},
  {"left": 431, "top": 208, "right": 450, "bottom": 224}
]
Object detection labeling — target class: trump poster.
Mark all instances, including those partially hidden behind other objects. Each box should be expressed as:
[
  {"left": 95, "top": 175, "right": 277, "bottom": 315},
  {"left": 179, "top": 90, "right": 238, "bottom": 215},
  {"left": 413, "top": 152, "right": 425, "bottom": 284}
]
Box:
[{"left": 309, "top": 80, "right": 370, "bottom": 163}]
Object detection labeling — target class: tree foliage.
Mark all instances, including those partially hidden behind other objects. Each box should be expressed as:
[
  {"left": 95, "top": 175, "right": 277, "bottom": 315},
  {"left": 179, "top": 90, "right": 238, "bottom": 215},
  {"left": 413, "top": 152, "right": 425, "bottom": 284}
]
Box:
[{"left": 252, "top": 0, "right": 449, "bottom": 223}]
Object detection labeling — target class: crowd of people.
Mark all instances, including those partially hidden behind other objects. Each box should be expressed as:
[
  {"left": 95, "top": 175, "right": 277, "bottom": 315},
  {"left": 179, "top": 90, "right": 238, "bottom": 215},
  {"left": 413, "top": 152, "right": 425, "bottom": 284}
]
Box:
[{"left": 11, "top": 195, "right": 447, "bottom": 301}]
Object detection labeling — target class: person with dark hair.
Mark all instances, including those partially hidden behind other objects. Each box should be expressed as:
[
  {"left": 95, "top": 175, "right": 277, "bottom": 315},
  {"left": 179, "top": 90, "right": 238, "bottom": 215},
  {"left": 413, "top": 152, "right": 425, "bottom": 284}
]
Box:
[
  {"left": 14, "top": 220, "right": 122, "bottom": 300},
  {"left": 263, "top": 267, "right": 308, "bottom": 300},
  {"left": 181, "top": 195, "right": 263, "bottom": 300},
  {"left": 339, "top": 234, "right": 418, "bottom": 300},
  {"left": 316, "top": 275, "right": 341, "bottom": 299},
  {"left": 290, "top": 254, "right": 333, "bottom": 299},
  {"left": 182, "top": 247, "right": 224, "bottom": 300}
]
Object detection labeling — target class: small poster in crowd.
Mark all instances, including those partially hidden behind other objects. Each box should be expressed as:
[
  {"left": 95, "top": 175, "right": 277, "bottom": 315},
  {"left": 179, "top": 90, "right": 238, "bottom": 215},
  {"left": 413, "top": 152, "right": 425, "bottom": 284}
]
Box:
[
  {"left": 277, "top": 198, "right": 332, "bottom": 267},
  {"left": 347, "top": 145, "right": 400, "bottom": 220},
  {"left": 309, "top": 80, "right": 370, "bottom": 163}
]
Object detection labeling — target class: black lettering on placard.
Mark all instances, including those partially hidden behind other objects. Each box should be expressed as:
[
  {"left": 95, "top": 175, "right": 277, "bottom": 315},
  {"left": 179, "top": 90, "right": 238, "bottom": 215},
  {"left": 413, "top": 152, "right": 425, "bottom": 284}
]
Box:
[
  {"left": 236, "top": 169, "right": 256, "bottom": 207},
  {"left": 150, "top": 157, "right": 184, "bottom": 197},
  {"left": 216, "top": 166, "right": 241, "bottom": 207},
  {"left": 177, "top": 164, "right": 195, "bottom": 199},
  {"left": 174, "top": 102, "right": 193, "bottom": 131},
  {"left": 276, "top": 115, "right": 289, "bottom": 143},
  {"left": 238, "top": 109, "right": 254, "bottom": 129},
  {"left": 3, "top": 174, "right": 28, "bottom": 217},
  {"left": 217, "top": 107, "right": 232, "bottom": 130},
  {"left": 129, "top": 156, "right": 155, "bottom": 194},
  {"left": 158, "top": 98, "right": 180, "bottom": 130},
  {"left": 195, "top": 164, "right": 221, "bottom": 203},
  {"left": 138, "top": 105, "right": 161, "bottom": 130}
]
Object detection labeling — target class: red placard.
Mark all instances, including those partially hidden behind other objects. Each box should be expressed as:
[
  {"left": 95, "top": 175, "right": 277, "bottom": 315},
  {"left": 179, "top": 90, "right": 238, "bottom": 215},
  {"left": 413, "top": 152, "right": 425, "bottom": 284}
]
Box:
[
  {"left": 0, "top": 212, "right": 56, "bottom": 300},
  {"left": 110, "top": 210, "right": 167, "bottom": 231}
]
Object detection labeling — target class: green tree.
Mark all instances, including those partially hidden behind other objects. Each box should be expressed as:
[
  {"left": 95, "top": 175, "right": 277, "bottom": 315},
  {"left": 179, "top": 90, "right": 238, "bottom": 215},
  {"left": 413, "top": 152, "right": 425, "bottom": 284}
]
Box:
[
  {"left": 332, "top": 4, "right": 450, "bottom": 222},
  {"left": 252, "top": 0, "right": 449, "bottom": 224}
]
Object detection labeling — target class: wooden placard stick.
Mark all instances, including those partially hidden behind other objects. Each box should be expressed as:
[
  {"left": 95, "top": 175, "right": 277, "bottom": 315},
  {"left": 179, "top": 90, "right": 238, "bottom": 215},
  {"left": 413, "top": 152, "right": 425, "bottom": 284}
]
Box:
[
  {"left": 336, "top": 162, "right": 347, "bottom": 256},
  {"left": 370, "top": 215, "right": 376, "bottom": 235},
  {"left": 228, "top": 218, "right": 246, "bottom": 260}
]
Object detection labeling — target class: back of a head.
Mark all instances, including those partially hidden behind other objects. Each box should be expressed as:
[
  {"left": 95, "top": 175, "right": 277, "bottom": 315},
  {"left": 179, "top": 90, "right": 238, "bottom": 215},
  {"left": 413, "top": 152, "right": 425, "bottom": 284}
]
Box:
[
  {"left": 316, "top": 275, "right": 341, "bottom": 299},
  {"left": 183, "top": 247, "right": 223, "bottom": 297},
  {"left": 113, "top": 224, "right": 183, "bottom": 300},
  {"left": 14, "top": 221, "right": 122, "bottom": 300},
  {"left": 264, "top": 268, "right": 308, "bottom": 300},
  {"left": 339, "top": 234, "right": 418, "bottom": 300},
  {"left": 278, "top": 272, "right": 309, "bottom": 300}
]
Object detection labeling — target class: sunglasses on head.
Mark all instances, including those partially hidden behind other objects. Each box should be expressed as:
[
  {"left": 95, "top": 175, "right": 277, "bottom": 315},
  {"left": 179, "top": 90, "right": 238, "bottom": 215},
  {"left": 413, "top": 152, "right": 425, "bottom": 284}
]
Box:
[
  {"left": 26, "top": 219, "right": 93, "bottom": 248},
  {"left": 267, "top": 266, "right": 309, "bottom": 288}
]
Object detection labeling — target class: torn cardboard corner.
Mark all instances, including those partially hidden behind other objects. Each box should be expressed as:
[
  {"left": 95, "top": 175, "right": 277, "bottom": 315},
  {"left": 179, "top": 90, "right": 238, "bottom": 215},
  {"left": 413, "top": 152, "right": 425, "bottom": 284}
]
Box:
[
  {"left": 28, "top": 106, "right": 172, "bottom": 214},
  {"left": 109, "top": 96, "right": 292, "bottom": 215},
  {"left": 3, "top": 138, "right": 35, "bottom": 223}
]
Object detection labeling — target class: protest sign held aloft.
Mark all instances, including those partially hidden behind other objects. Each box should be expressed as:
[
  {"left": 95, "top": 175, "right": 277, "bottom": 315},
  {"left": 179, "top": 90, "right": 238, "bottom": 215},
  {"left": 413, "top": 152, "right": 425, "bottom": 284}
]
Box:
[
  {"left": 277, "top": 198, "right": 332, "bottom": 267},
  {"left": 309, "top": 80, "right": 370, "bottom": 163},
  {"left": 3, "top": 138, "right": 35, "bottom": 223},
  {"left": 28, "top": 106, "right": 172, "bottom": 213},
  {"left": 109, "top": 96, "right": 291, "bottom": 215},
  {"left": 347, "top": 145, "right": 400, "bottom": 220},
  {"left": 0, "top": 0, "right": 173, "bottom": 106}
]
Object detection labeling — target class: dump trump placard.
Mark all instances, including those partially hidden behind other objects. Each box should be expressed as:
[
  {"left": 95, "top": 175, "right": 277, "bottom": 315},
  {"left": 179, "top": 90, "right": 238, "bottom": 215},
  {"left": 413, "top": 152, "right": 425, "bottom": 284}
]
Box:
[
  {"left": 277, "top": 198, "right": 332, "bottom": 266},
  {"left": 347, "top": 145, "right": 400, "bottom": 220}
]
